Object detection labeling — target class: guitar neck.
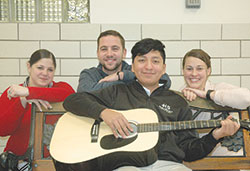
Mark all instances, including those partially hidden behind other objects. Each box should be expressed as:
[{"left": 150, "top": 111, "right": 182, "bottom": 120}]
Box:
[{"left": 137, "top": 120, "right": 222, "bottom": 133}]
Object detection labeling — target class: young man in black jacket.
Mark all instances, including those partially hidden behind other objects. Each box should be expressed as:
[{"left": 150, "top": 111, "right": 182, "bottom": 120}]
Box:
[{"left": 61, "top": 38, "right": 240, "bottom": 171}]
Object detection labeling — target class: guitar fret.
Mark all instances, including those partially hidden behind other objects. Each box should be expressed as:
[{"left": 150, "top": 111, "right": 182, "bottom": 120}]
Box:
[{"left": 137, "top": 119, "right": 223, "bottom": 133}]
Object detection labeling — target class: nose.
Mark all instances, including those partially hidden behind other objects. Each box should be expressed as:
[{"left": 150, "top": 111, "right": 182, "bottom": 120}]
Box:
[
  {"left": 191, "top": 69, "right": 198, "bottom": 76},
  {"left": 145, "top": 61, "right": 153, "bottom": 69},
  {"left": 107, "top": 48, "right": 112, "bottom": 57},
  {"left": 42, "top": 69, "right": 48, "bottom": 75}
]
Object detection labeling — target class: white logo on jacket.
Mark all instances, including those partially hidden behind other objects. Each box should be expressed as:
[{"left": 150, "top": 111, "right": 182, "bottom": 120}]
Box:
[{"left": 159, "top": 104, "right": 173, "bottom": 113}]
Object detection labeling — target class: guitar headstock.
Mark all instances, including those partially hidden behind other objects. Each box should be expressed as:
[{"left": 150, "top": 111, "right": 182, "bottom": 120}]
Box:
[{"left": 240, "top": 119, "right": 250, "bottom": 131}]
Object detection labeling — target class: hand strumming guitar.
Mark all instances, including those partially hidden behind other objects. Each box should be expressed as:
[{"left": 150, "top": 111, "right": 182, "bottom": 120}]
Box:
[{"left": 100, "top": 109, "right": 133, "bottom": 138}]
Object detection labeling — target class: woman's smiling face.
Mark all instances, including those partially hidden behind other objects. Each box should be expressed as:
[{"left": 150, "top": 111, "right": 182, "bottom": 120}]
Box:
[{"left": 183, "top": 56, "right": 211, "bottom": 90}]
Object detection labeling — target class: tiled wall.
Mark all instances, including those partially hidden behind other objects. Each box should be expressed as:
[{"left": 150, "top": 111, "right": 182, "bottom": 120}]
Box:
[{"left": 1, "top": 23, "right": 250, "bottom": 152}]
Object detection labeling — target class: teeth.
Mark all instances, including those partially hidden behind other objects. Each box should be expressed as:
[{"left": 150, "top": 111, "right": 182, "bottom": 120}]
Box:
[{"left": 190, "top": 78, "right": 199, "bottom": 82}]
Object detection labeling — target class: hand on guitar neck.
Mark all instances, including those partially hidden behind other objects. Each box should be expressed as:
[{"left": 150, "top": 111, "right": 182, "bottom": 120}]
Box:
[
  {"left": 212, "top": 115, "right": 240, "bottom": 140},
  {"left": 100, "top": 109, "right": 134, "bottom": 138}
]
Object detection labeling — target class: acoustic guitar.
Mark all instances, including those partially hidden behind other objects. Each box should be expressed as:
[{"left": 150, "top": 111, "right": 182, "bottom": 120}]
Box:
[{"left": 50, "top": 108, "right": 250, "bottom": 164}]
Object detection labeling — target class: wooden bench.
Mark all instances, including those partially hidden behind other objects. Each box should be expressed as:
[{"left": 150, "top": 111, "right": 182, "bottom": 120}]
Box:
[
  {"left": 29, "top": 102, "right": 66, "bottom": 171},
  {"left": 28, "top": 101, "right": 250, "bottom": 170}
]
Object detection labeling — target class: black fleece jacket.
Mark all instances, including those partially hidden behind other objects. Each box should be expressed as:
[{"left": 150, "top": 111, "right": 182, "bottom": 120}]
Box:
[{"left": 63, "top": 80, "right": 219, "bottom": 169}]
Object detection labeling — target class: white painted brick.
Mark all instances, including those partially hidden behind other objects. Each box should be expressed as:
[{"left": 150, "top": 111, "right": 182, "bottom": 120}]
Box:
[
  {"left": 209, "top": 76, "right": 241, "bottom": 87},
  {"left": 242, "top": 41, "right": 250, "bottom": 57},
  {"left": 182, "top": 24, "right": 221, "bottom": 40},
  {"left": 20, "top": 58, "right": 29, "bottom": 76},
  {"left": 54, "top": 76, "right": 78, "bottom": 91},
  {"left": 169, "top": 76, "right": 185, "bottom": 91},
  {"left": 142, "top": 24, "right": 181, "bottom": 40},
  {"left": 201, "top": 41, "right": 240, "bottom": 57},
  {"left": 0, "top": 41, "right": 39, "bottom": 58},
  {"left": 61, "top": 59, "right": 99, "bottom": 75},
  {"left": 222, "top": 58, "right": 250, "bottom": 74},
  {"left": 125, "top": 41, "right": 137, "bottom": 58},
  {"left": 124, "top": 59, "right": 132, "bottom": 65},
  {"left": 164, "top": 41, "right": 199, "bottom": 57},
  {"left": 0, "top": 23, "right": 17, "bottom": 40},
  {"left": 41, "top": 41, "right": 80, "bottom": 58},
  {"left": 102, "top": 24, "right": 141, "bottom": 40},
  {"left": 0, "top": 59, "right": 19, "bottom": 75},
  {"left": 166, "top": 59, "right": 181, "bottom": 75},
  {"left": 222, "top": 24, "right": 250, "bottom": 40},
  {"left": 0, "top": 77, "right": 26, "bottom": 93},
  {"left": 210, "top": 59, "right": 221, "bottom": 75},
  {"left": 81, "top": 41, "right": 97, "bottom": 58},
  {"left": 19, "top": 23, "right": 59, "bottom": 40},
  {"left": 20, "top": 59, "right": 60, "bottom": 76},
  {"left": 61, "top": 24, "right": 100, "bottom": 40},
  {"left": 242, "top": 76, "right": 250, "bottom": 90}
]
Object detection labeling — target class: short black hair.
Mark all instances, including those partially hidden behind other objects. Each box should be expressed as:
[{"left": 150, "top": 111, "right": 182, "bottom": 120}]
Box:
[{"left": 131, "top": 38, "right": 166, "bottom": 64}]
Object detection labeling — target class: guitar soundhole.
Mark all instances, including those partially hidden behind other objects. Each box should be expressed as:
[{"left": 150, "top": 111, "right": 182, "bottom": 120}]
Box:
[
  {"left": 100, "top": 134, "right": 138, "bottom": 150},
  {"left": 100, "top": 121, "right": 138, "bottom": 150}
]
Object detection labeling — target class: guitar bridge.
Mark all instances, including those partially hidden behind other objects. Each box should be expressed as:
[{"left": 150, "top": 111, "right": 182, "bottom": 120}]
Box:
[{"left": 91, "top": 120, "right": 100, "bottom": 143}]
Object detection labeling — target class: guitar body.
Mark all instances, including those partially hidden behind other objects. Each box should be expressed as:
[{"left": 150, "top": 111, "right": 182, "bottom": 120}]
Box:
[{"left": 50, "top": 108, "right": 159, "bottom": 164}]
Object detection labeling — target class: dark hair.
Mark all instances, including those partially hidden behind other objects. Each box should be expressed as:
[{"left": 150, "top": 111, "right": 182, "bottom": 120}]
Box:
[
  {"left": 131, "top": 38, "right": 166, "bottom": 64},
  {"left": 182, "top": 49, "right": 211, "bottom": 69},
  {"left": 97, "top": 30, "right": 125, "bottom": 49},
  {"left": 29, "top": 49, "right": 56, "bottom": 68}
]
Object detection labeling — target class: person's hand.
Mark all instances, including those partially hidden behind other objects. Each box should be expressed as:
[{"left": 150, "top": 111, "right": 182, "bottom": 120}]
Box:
[
  {"left": 182, "top": 88, "right": 216, "bottom": 101},
  {"left": 212, "top": 115, "right": 240, "bottom": 140},
  {"left": 100, "top": 109, "right": 133, "bottom": 138},
  {"left": 182, "top": 88, "right": 198, "bottom": 101},
  {"left": 98, "top": 72, "right": 123, "bottom": 83},
  {"left": 27, "top": 99, "right": 52, "bottom": 111},
  {"left": 183, "top": 87, "right": 206, "bottom": 99},
  {"left": 7, "top": 85, "right": 29, "bottom": 100}
]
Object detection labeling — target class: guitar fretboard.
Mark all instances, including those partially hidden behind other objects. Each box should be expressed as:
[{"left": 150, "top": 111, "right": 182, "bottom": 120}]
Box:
[{"left": 137, "top": 120, "right": 221, "bottom": 133}]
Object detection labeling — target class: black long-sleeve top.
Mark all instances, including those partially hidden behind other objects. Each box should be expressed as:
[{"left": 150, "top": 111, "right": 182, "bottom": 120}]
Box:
[{"left": 63, "top": 80, "right": 219, "bottom": 169}]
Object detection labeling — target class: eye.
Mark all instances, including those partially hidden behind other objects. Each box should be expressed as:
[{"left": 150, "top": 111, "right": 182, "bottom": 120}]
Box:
[
  {"left": 112, "top": 46, "right": 120, "bottom": 51},
  {"left": 100, "top": 47, "right": 107, "bottom": 52},
  {"left": 185, "top": 67, "right": 193, "bottom": 71},
  {"left": 37, "top": 66, "right": 44, "bottom": 70},
  {"left": 48, "top": 68, "right": 54, "bottom": 72},
  {"left": 197, "top": 67, "right": 205, "bottom": 71},
  {"left": 152, "top": 60, "right": 160, "bottom": 64},
  {"left": 138, "top": 58, "right": 145, "bottom": 63}
]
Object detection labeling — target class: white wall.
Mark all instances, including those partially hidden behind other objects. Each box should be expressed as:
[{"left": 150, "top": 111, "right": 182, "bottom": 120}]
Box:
[{"left": 90, "top": 0, "right": 250, "bottom": 24}]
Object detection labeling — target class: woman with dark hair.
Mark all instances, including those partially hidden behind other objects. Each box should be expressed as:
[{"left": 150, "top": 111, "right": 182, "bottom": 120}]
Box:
[{"left": 0, "top": 49, "right": 75, "bottom": 170}]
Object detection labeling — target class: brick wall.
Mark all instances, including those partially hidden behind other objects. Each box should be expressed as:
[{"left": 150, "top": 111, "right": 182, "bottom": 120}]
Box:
[{"left": 1, "top": 23, "right": 250, "bottom": 152}]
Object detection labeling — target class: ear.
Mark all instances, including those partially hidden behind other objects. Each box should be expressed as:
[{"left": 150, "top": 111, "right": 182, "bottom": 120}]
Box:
[
  {"left": 162, "top": 64, "right": 166, "bottom": 75},
  {"left": 27, "top": 62, "right": 31, "bottom": 74},
  {"left": 122, "top": 48, "right": 127, "bottom": 60},
  {"left": 131, "top": 63, "right": 134, "bottom": 72},
  {"left": 207, "top": 67, "right": 211, "bottom": 76}
]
